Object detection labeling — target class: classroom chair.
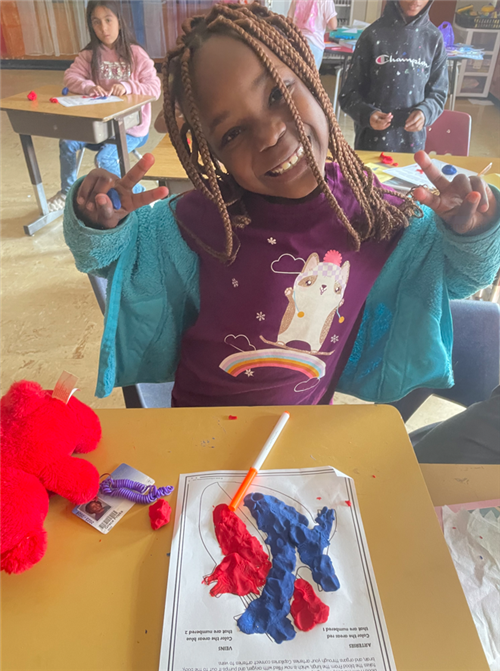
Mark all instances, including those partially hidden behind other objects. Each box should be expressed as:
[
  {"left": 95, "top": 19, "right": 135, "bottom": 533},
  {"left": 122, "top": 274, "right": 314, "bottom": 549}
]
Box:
[
  {"left": 391, "top": 299, "right": 500, "bottom": 426},
  {"left": 425, "top": 110, "right": 471, "bottom": 157}
]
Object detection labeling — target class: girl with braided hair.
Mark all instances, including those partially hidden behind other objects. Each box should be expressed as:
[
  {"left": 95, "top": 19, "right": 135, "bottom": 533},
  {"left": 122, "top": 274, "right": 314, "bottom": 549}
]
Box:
[{"left": 64, "top": 2, "right": 500, "bottom": 407}]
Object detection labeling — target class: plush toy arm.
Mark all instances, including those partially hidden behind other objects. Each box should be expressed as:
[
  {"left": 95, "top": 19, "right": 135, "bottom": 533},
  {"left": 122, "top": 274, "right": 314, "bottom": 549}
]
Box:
[
  {"left": 39, "top": 456, "right": 100, "bottom": 505},
  {"left": 68, "top": 396, "right": 102, "bottom": 454}
]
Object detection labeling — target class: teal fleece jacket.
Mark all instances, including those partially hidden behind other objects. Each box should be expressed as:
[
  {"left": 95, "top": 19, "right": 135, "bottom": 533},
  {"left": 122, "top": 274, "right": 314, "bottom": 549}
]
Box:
[{"left": 64, "top": 181, "right": 500, "bottom": 402}]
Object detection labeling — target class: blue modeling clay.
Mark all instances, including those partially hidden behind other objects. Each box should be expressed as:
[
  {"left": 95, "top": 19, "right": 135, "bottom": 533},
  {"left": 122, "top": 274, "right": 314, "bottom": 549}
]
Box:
[
  {"left": 237, "top": 493, "right": 339, "bottom": 643},
  {"left": 442, "top": 164, "right": 457, "bottom": 176},
  {"left": 108, "top": 188, "right": 121, "bottom": 210},
  {"left": 62, "top": 87, "right": 69, "bottom": 96}
]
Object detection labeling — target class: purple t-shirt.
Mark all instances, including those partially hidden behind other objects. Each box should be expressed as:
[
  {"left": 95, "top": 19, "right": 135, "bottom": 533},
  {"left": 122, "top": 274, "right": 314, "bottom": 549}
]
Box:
[{"left": 172, "top": 163, "right": 403, "bottom": 407}]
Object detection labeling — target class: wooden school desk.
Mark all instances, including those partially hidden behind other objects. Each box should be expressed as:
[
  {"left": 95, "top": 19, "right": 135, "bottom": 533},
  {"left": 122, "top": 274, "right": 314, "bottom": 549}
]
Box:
[
  {"left": 356, "top": 150, "right": 500, "bottom": 176},
  {"left": 1, "top": 405, "right": 492, "bottom": 671},
  {"left": 0, "top": 86, "right": 156, "bottom": 236},
  {"left": 145, "top": 137, "right": 500, "bottom": 191}
]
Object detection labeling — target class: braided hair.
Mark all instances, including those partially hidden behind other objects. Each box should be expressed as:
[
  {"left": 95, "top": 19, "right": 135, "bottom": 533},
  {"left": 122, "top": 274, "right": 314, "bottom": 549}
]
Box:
[{"left": 163, "top": 2, "right": 420, "bottom": 263}]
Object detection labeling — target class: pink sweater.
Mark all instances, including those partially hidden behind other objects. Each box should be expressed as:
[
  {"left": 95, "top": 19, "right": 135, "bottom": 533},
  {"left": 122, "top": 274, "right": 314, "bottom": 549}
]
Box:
[{"left": 63, "top": 44, "right": 161, "bottom": 137}]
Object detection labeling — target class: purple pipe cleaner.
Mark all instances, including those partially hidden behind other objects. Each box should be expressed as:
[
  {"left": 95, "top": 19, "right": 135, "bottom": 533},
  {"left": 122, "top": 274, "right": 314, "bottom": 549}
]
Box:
[{"left": 99, "top": 477, "right": 174, "bottom": 504}]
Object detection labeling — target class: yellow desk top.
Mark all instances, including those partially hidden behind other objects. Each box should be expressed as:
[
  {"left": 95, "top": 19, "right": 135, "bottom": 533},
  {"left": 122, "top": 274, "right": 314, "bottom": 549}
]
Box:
[
  {"left": 145, "top": 135, "right": 500, "bottom": 186},
  {"left": 356, "top": 150, "right": 500, "bottom": 175},
  {"left": 0, "top": 85, "right": 155, "bottom": 122},
  {"left": 1, "top": 405, "right": 488, "bottom": 671}
]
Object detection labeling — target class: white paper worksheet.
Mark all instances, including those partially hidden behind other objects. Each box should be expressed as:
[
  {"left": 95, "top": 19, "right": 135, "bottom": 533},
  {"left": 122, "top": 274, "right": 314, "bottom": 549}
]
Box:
[
  {"left": 384, "top": 159, "right": 477, "bottom": 189},
  {"left": 159, "top": 467, "right": 396, "bottom": 671},
  {"left": 56, "top": 95, "right": 123, "bottom": 107}
]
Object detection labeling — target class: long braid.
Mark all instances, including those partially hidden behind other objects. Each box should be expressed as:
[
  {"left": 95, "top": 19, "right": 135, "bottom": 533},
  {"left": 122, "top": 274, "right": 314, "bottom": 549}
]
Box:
[{"left": 163, "top": 2, "right": 420, "bottom": 262}]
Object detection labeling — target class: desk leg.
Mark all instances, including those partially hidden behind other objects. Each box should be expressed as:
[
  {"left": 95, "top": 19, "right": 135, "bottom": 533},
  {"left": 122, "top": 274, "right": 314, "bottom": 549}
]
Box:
[
  {"left": 20, "top": 134, "right": 63, "bottom": 236},
  {"left": 113, "top": 117, "right": 130, "bottom": 177},
  {"left": 333, "top": 66, "right": 342, "bottom": 119},
  {"left": 450, "top": 61, "right": 460, "bottom": 112}
]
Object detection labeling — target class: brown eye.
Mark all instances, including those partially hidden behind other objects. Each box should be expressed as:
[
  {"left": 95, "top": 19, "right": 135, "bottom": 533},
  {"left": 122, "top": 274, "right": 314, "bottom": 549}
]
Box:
[{"left": 334, "top": 282, "right": 342, "bottom": 294}]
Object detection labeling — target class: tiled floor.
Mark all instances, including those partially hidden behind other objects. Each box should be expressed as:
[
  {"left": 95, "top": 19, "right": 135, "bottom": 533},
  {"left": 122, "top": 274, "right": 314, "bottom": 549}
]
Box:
[{"left": 1, "top": 69, "right": 499, "bottom": 428}]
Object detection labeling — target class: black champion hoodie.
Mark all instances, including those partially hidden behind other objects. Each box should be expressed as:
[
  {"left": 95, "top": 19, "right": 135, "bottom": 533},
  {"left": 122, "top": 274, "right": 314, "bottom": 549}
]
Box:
[{"left": 339, "top": 0, "right": 448, "bottom": 152}]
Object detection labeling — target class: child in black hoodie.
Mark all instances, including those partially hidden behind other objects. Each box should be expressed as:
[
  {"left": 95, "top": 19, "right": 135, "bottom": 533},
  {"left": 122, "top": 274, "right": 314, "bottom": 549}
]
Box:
[{"left": 339, "top": 0, "right": 448, "bottom": 152}]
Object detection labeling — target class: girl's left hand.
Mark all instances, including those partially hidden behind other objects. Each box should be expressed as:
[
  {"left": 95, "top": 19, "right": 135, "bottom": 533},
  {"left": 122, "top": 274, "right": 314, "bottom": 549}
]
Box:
[
  {"left": 411, "top": 151, "right": 498, "bottom": 235},
  {"left": 109, "top": 83, "right": 126, "bottom": 96}
]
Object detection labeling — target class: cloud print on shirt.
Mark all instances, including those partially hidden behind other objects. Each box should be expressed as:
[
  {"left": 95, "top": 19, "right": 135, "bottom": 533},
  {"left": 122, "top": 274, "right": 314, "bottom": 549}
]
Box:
[
  {"left": 224, "top": 334, "right": 257, "bottom": 353},
  {"left": 271, "top": 253, "right": 305, "bottom": 275}
]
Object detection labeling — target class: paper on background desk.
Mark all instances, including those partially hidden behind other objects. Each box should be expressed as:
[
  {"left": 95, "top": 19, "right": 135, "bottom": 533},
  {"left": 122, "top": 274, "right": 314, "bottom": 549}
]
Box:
[
  {"left": 159, "top": 466, "right": 396, "bottom": 671},
  {"left": 56, "top": 94, "right": 122, "bottom": 107},
  {"left": 438, "top": 500, "right": 500, "bottom": 671},
  {"left": 384, "top": 159, "right": 477, "bottom": 189}
]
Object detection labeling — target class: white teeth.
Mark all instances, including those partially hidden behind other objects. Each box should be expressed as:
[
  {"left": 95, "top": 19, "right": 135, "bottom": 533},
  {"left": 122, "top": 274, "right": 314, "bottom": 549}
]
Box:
[{"left": 270, "top": 145, "right": 304, "bottom": 175}]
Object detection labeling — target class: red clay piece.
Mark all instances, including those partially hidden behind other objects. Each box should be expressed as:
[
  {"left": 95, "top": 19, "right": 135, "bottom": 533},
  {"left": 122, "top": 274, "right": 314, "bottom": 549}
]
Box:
[
  {"left": 149, "top": 499, "right": 171, "bottom": 530},
  {"left": 290, "top": 578, "right": 329, "bottom": 631},
  {"left": 27, "top": 91, "right": 37, "bottom": 101},
  {"left": 49, "top": 97, "right": 58, "bottom": 103},
  {"left": 228, "top": 415, "right": 238, "bottom": 420},
  {"left": 204, "top": 504, "right": 271, "bottom": 596}
]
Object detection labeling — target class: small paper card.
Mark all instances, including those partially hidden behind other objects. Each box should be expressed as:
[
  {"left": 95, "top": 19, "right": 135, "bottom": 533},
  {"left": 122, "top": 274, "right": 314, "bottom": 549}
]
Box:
[
  {"left": 73, "top": 463, "right": 154, "bottom": 534},
  {"left": 52, "top": 371, "right": 78, "bottom": 404}
]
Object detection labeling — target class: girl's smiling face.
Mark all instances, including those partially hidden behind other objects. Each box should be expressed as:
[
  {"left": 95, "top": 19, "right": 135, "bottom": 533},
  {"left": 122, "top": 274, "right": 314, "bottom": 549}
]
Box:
[{"left": 189, "top": 34, "right": 329, "bottom": 200}]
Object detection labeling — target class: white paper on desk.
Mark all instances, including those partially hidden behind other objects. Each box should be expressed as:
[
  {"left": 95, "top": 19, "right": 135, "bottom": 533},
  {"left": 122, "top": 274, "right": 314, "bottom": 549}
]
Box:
[
  {"left": 56, "top": 95, "right": 122, "bottom": 107},
  {"left": 443, "top": 506, "right": 500, "bottom": 671},
  {"left": 159, "top": 466, "right": 396, "bottom": 671},
  {"left": 384, "top": 160, "right": 476, "bottom": 189}
]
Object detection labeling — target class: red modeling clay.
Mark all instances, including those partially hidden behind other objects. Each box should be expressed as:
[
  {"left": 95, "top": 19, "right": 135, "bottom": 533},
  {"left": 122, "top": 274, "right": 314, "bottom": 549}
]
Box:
[
  {"left": 204, "top": 553, "right": 265, "bottom": 596},
  {"left": 345, "top": 500, "right": 351, "bottom": 507},
  {"left": 290, "top": 578, "right": 329, "bottom": 631},
  {"left": 228, "top": 415, "right": 238, "bottom": 420},
  {"left": 149, "top": 499, "right": 171, "bottom": 530},
  {"left": 27, "top": 91, "right": 37, "bottom": 101},
  {"left": 204, "top": 504, "right": 271, "bottom": 596},
  {"left": 379, "top": 152, "right": 393, "bottom": 165},
  {"left": 49, "top": 97, "right": 58, "bottom": 103}
]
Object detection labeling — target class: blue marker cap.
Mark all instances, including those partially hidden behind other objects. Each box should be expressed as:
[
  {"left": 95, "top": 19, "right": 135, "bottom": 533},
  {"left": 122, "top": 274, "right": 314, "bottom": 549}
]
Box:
[
  {"left": 62, "top": 87, "right": 69, "bottom": 96},
  {"left": 108, "top": 188, "right": 122, "bottom": 210},
  {"left": 442, "top": 164, "right": 457, "bottom": 176}
]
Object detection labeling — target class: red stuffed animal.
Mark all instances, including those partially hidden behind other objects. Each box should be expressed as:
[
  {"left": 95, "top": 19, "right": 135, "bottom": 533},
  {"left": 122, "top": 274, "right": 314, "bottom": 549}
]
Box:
[{"left": 1, "top": 380, "right": 101, "bottom": 574}]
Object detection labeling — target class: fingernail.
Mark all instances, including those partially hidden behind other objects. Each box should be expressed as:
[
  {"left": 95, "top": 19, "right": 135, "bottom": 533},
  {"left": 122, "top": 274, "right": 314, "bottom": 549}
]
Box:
[
  {"left": 77, "top": 196, "right": 84, "bottom": 204},
  {"left": 86, "top": 202, "right": 94, "bottom": 211}
]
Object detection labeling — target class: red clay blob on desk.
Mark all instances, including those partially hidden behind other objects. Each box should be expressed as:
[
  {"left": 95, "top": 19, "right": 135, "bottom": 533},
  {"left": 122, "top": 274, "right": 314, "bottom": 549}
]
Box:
[
  {"left": 203, "top": 504, "right": 271, "bottom": 596},
  {"left": 290, "top": 578, "right": 329, "bottom": 631}
]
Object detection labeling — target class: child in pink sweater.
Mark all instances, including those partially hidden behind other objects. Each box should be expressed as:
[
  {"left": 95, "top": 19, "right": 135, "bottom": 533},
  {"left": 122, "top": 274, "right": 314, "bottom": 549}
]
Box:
[{"left": 47, "top": 1, "right": 160, "bottom": 212}]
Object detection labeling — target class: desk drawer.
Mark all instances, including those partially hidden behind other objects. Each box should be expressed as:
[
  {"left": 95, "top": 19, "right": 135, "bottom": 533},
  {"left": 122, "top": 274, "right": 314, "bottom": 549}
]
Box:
[{"left": 6, "top": 110, "right": 141, "bottom": 142}]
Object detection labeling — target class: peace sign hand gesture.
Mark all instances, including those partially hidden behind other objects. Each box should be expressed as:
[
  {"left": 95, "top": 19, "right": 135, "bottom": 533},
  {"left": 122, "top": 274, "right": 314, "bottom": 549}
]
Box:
[
  {"left": 411, "top": 151, "right": 498, "bottom": 235},
  {"left": 76, "top": 154, "right": 169, "bottom": 230}
]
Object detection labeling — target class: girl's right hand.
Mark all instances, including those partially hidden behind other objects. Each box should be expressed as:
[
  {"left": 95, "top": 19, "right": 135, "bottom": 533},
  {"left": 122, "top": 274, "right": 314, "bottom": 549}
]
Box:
[
  {"left": 76, "top": 153, "right": 169, "bottom": 229},
  {"left": 370, "top": 111, "right": 393, "bottom": 131},
  {"left": 88, "top": 85, "right": 108, "bottom": 97}
]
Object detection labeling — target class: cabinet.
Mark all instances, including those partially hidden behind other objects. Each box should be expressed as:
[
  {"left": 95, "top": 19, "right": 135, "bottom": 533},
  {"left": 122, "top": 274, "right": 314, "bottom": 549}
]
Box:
[
  {"left": 453, "top": 23, "right": 500, "bottom": 98},
  {"left": 334, "top": 0, "right": 355, "bottom": 26}
]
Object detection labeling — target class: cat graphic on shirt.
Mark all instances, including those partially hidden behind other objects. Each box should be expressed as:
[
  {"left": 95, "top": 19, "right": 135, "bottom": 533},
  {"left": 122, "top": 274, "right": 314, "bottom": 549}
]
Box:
[{"left": 262, "top": 250, "right": 350, "bottom": 355}]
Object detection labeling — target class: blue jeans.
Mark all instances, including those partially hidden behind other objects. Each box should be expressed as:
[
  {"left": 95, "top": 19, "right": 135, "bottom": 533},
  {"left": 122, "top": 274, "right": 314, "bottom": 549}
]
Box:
[
  {"left": 307, "top": 41, "right": 324, "bottom": 70},
  {"left": 59, "top": 134, "right": 148, "bottom": 194}
]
